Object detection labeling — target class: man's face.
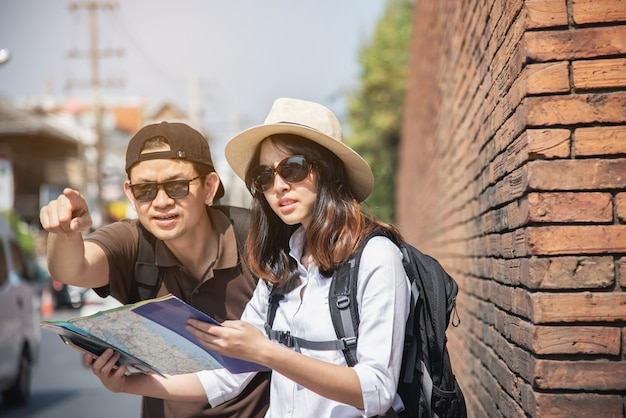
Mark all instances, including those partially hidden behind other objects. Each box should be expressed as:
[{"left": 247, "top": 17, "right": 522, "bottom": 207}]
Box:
[{"left": 124, "top": 157, "right": 209, "bottom": 242}]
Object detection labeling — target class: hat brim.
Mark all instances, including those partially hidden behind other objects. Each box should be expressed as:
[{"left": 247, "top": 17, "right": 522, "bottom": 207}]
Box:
[{"left": 225, "top": 122, "right": 374, "bottom": 202}]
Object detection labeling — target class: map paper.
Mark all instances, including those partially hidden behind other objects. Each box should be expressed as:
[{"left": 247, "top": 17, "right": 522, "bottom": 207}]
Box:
[{"left": 41, "top": 294, "right": 266, "bottom": 376}]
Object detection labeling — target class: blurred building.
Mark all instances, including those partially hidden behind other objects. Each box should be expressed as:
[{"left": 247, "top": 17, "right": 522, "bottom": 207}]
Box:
[
  {"left": 0, "top": 96, "right": 80, "bottom": 225},
  {"left": 0, "top": 95, "right": 203, "bottom": 228}
]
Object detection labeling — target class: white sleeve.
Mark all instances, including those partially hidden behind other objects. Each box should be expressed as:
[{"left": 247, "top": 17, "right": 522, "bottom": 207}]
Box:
[
  {"left": 351, "top": 236, "right": 411, "bottom": 416},
  {"left": 197, "top": 369, "right": 258, "bottom": 406}
]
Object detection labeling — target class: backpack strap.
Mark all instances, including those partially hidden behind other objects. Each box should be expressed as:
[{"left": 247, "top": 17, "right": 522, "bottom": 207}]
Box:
[
  {"left": 264, "top": 288, "right": 356, "bottom": 352},
  {"left": 130, "top": 205, "right": 251, "bottom": 303},
  {"left": 399, "top": 243, "right": 420, "bottom": 385},
  {"left": 331, "top": 230, "right": 405, "bottom": 366},
  {"left": 328, "top": 250, "right": 363, "bottom": 366},
  {"left": 130, "top": 222, "right": 164, "bottom": 303},
  {"left": 211, "top": 205, "right": 250, "bottom": 258}
]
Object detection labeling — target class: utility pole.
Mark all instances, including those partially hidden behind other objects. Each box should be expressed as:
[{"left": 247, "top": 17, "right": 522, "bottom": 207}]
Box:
[{"left": 67, "top": 1, "right": 121, "bottom": 226}]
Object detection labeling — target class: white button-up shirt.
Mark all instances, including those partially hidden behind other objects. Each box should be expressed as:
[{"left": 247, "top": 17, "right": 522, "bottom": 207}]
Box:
[{"left": 198, "top": 227, "right": 410, "bottom": 417}]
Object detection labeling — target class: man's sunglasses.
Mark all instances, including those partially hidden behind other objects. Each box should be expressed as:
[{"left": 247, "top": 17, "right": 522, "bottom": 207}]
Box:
[
  {"left": 249, "top": 155, "right": 313, "bottom": 193},
  {"left": 129, "top": 176, "right": 201, "bottom": 202}
]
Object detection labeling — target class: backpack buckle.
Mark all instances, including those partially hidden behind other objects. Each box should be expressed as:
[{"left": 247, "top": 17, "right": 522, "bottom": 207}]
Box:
[
  {"left": 336, "top": 295, "right": 350, "bottom": 310},
  {"left": 277, "top": 331, "right": 294, "bottom": 347},
  {"left": 339, "top": 336, "right": 357, "bottom": 349}
]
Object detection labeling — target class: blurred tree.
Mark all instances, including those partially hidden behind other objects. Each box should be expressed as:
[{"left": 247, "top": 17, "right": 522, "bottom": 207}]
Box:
[
  {"left": 2, "top": 210, "right": 36, "bottom": 254},
  {"left": 346, "top": 0, "right": 413, "bottom": 222}
]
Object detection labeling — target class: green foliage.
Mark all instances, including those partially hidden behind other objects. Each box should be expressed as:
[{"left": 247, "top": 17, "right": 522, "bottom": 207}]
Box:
[
  {"left": 346, "top": 0, "right": 414, "bottom": 222},
  {"left": 1, "top": 209, "right": 36, "bottom": 254}
]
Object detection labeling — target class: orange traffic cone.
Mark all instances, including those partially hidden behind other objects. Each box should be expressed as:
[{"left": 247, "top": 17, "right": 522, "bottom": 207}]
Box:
[{"left": 41, "top": 287, "right": 54, "bottom": 318}]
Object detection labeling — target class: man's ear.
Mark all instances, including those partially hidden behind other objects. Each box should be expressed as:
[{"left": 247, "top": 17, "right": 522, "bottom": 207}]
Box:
[
  {"left": 123, "top": 181, "right": 138, "bottom": 210},
  {"left": 204, "top": 172, "right": 221, "bottom": 205}
]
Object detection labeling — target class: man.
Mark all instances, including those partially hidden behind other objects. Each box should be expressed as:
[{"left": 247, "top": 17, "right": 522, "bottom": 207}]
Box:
[{"left": 39, "top": 121, "right": 270, "bottom": 418}]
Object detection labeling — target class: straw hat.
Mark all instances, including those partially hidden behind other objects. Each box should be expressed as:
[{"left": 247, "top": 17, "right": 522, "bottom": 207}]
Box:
[{"left": 225, "top": 98, "right": 374, "bottom": 201}]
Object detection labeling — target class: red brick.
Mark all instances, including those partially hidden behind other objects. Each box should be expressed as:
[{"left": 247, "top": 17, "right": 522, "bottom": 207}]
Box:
[
  {"left": 619, "top": 257, "right": 626, "bottom": 288},
  {"left": 623, "top": 326, "right": 626, "bottom": 360},
  {"left": 527, "top": 159, "right": 626, "bottom": 190},
  {"left": 575, "top": 125, "right": 626, "bottom": 156},
  {"left": 493, "top": 167, "right": 528, "bottom": 206},
  {"left": 524, "top": 0, "right": 568, "bottom": 28},
  {"left": 535, "top": 393, "right": 623, "bottom": 418},
  {"left": 527, "top": 225, "right": 626, "bottom": 255},
  {"left": 535, "top": 359, "right": 626, "bottom": 390},
  {"left": 616, "top": 192, "right": 626, "bottom": 222},
  {"left": 527, "top": 128, "right": 571, "bottom": 159},
  {"left": 572, "top": 0, "right": 626, "bottom": 24},
  {"left": 573, "top": 58, "right": 626, "bottom": 89},
  {"left": 494, "top": 201, "right": 521, "bottom": 231},
  {"left": 532, "top": 326, "right": 621, "bottom": 355},
  {"left": 491, "top": 135, "right": 527, "bottom": 183},
  {"left": 522, "top": 256, "right": 615, "bottom": 289},
  {"left": 527, "top": 192, "right": 612, "bottom": 223},
  {"left": 531, "top": 292, "right": 626, "bottom": 323},
  {"left": 524, "top": 26, "right": 626, "bottom": 61},
  {"left": 526, "top": 92, "right": 626, "bottom": 125},
  {"left": 526, "top": 61, "right": 570, "bottom": 94}
]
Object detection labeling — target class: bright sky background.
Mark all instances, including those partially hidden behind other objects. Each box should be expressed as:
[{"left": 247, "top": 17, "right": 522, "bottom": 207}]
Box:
[{"left": 0, "top": 0, "right": 388, "bottom": 153}]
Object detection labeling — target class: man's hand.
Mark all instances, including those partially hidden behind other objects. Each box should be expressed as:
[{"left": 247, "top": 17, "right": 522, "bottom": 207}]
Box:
[{"left": 40, "top": 188, "right": 93, "bottom": 235}]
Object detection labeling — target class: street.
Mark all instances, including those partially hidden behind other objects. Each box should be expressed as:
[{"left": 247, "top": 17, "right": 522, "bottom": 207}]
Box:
[{"left": 0, "top": 292, "right": 142, "bottom": 418}]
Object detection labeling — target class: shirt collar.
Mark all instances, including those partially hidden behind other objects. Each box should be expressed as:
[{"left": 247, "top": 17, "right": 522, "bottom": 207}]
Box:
[{"left": 288, "top": 226, "right": 306, "bottom": 262}]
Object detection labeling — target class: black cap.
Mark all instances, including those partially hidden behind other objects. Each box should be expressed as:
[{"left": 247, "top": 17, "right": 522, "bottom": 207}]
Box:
[{"left": 125, "top": 121, "right": 224, "bottom": 199}]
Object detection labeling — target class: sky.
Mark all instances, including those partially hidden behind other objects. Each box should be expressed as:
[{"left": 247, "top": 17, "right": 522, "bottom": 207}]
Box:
[{"left": 0, "top": 0, "right": 388, "bottom": 156}]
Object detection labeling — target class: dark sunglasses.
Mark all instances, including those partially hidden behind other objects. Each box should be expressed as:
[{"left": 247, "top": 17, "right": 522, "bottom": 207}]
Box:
[
  {"left": 249, "top": 155, "right": 313, "bottom": 193},
  {"left": 129, "top": 176, "right": 201, "bottom": 202}
]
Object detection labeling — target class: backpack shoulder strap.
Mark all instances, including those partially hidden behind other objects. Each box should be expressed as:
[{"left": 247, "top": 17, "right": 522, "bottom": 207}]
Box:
[
  {"left": 131, "top": 222, "right": 163, "bottom": 303},
  {"left": 211, "top": 205, "right": 250, "bottom": 256},
  {"left": 329, "top": 230, "right": 392, "bottom": 366},
  {"left": 328, "top": 247, "right": 364, "bottom": 366}
]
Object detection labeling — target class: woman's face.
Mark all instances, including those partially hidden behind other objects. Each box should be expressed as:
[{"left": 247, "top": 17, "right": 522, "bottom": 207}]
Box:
[{"left": 256, "top": 140, "right": 318, "bottom": 229}]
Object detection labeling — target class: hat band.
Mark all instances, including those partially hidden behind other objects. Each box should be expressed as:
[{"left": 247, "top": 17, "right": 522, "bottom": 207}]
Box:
[
  {"left": 275, "top": 121, "right": 339, "bottom": 139},
  {"left": 134, "top": 150, "right": 214, "bottom": 168},
  {"left": 136, "top": 149, "right": 186, "bottom": 162}
]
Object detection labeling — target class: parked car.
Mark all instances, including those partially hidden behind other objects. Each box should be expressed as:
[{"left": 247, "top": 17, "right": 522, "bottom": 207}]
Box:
[{"left": 0, "top": 213, "right": 41, "bottom": 407}]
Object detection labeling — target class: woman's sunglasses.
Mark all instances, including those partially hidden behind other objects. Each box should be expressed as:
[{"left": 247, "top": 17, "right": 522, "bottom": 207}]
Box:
[
  {"left": 249, "top": 155, "right": 313, "bottom": 193},
  {"left": 129, "top": 176, "right": 201, "bottom": 202}
]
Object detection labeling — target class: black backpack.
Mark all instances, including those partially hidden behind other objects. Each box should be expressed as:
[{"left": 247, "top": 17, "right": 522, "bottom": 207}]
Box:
[
  {"left": 265, "top": 231, "right": 467, "bottom": 417},
  {"left": 129, "top": 205, "right": 250, "bottom": 303}
]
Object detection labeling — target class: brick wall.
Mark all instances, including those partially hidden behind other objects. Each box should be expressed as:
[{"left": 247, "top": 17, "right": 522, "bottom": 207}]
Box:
[{"left": 397, "top": 1, "right": 626, "bottom": 417}]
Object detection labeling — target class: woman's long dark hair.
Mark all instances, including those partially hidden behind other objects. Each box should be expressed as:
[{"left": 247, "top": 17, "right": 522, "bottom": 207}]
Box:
[{"left": 245, "top": 134, "right": 401, "bottom": 291}]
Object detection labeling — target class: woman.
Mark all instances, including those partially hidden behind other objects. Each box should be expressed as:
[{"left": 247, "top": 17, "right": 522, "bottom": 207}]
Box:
[{"left": 89, "top": 98, "right": 410, "bottom": 418}]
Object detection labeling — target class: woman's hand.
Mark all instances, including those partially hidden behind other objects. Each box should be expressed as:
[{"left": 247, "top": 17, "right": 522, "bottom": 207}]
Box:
[
  {"left": 84, "top": 349, "right": 128, "bottom": 393},
  {"left": 186, "top": 319, "right": 271, "bottom": 365}
]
